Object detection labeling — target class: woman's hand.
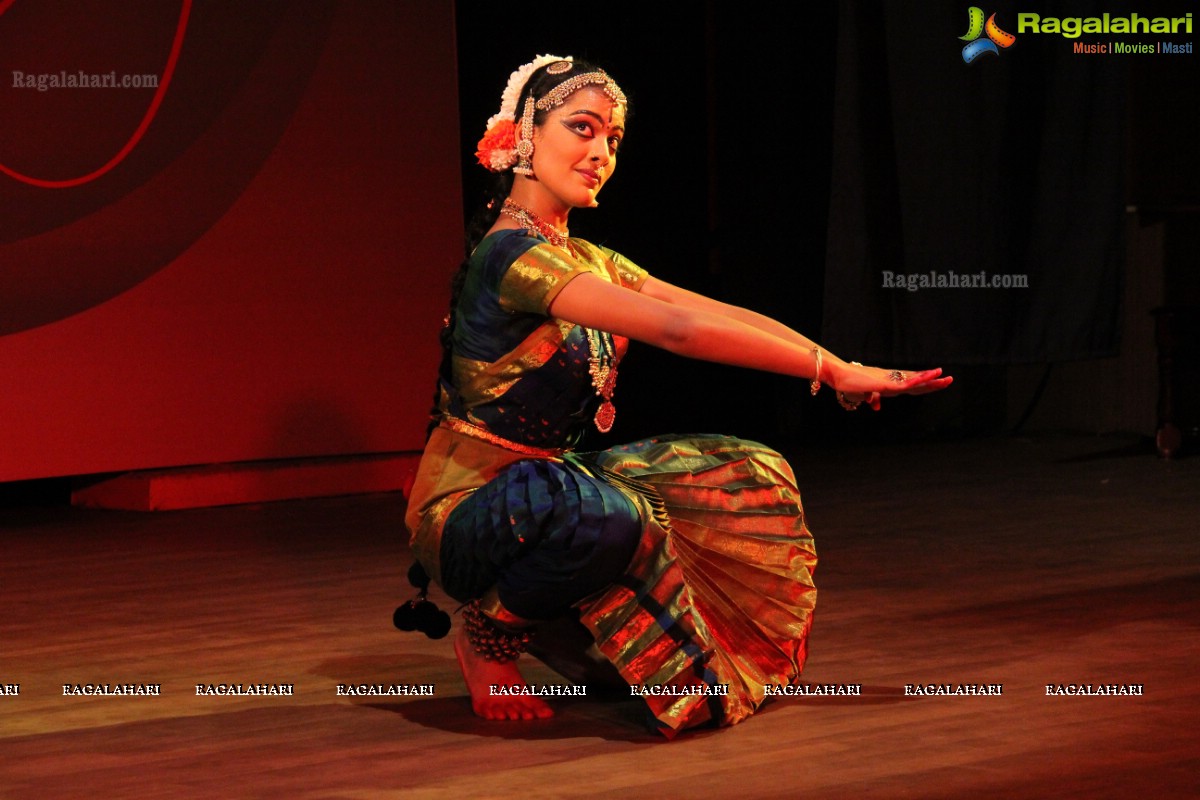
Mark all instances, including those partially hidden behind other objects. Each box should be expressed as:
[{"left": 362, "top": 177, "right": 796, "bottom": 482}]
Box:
[{"left": 827, "top": 361, "right": 953, "bottom": 411}]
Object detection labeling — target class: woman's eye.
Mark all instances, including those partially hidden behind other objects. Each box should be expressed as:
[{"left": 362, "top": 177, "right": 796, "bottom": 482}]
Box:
[{"left": 608, "top": 136, "right": 622, "bottom": 152}]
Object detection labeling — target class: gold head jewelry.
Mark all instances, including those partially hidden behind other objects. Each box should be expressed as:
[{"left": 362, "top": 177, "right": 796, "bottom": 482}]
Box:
[
  {"left": 535, "top": 70, "right": 627, "bottom": 111},
  {"left": 477, "top": 54, "right": 571, "bottom": 173},
  {"left": 477, "top": 57, "right": 626, "bottom": 175},
  {"left": 513, "top": 96, "right": 537, "bottom": 176}
]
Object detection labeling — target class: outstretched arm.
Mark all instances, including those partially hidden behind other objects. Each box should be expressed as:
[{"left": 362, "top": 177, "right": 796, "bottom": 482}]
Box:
[
  {"left": 548, "top": 274, "right": 951, "bottom": 403},
  {"left": 641, "top": 275, "right": 835, "bottom": 362}
]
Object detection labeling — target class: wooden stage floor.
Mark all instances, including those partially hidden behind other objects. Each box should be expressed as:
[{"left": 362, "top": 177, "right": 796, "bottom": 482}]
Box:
[{"left": 2, "top": 434, "right": 1197, "bottom": 799}]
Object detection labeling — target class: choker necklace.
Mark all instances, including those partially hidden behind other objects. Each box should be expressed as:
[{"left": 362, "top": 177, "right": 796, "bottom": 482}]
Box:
[{"left": 500, "top": 198, "right": 569, "bottom": 249}]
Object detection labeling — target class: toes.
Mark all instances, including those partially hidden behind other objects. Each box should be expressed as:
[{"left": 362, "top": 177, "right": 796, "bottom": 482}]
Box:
[{"left": 476, "top": 699, "right": 554, "bottom": 721}]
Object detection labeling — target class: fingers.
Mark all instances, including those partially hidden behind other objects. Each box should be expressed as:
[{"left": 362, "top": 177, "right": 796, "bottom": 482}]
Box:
[
  {"left": 839, "top": 366, "right": 952, "bottom": 401},
  {"left": 906, "top": 376, "right": 954, "bottom": 394},
  {"left": 901, "top": 368, "right": 942, "bottom": 386},
  {"left": 895, "top": 369, "right": 949, "bottom": 391},
  {"left": 876, "top": 372, "right": 953, "bottom": 398}
]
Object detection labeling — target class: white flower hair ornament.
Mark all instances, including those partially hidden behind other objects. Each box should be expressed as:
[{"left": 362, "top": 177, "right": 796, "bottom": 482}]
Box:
[{"left": 474, "top": 54, "right": 571, "bottom": 173}]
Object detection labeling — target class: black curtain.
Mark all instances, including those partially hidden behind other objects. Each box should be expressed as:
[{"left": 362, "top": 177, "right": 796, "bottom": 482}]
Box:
[{"left": 823, "top": 0, "right": 1127, "bottom": 365}]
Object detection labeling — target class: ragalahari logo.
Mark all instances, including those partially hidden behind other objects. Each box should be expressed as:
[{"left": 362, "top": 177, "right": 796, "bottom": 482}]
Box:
[{"left": 960, "top": 7, "right": 1017, "bottom": 62}]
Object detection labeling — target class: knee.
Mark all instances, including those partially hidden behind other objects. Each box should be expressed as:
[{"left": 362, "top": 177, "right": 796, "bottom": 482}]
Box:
[{"left": 588, "top": 493, "right": 642, "bottom": 577}]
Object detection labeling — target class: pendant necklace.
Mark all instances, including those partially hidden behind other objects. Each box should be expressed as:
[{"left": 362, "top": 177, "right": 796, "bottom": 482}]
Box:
[
  {"left": 586, "top": 327, "right": 619, "bottom": 433},
  {"left": 499, "top": 197, "right": 619, "bottom": 432}
]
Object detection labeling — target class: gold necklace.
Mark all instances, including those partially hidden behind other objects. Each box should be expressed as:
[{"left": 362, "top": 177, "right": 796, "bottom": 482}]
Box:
[
  {"left": 500, "top": 198, "right": 569, "bottom": 249},
  {"left": 586, "top": 328, "right": 619, "bottom": 433},
  {"left": 500, "top": 199, "right": 617, "bottom": 431}
]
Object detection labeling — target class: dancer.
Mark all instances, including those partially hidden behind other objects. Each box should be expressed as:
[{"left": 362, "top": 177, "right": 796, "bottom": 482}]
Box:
[{"left": 404, "top": 55, "right": 951, "bottom": 737}]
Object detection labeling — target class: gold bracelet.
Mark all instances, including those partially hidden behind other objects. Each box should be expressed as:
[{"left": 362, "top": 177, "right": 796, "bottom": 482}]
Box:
[
  {"left": 810, "top": 347, "right": 823, "bottom": 396},
  {"left": 837, "top": 391, "right": 864, "bottom": 411}
]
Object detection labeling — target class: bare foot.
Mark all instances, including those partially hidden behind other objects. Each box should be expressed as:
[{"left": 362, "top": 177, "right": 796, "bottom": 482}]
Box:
[{"left": 454, "top": 624, "right": 553, "bottom": 720}]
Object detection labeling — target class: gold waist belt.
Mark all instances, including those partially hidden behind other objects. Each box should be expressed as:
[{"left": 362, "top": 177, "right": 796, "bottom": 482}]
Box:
[{"left": 442, "top": 417, "right": 568, "bottom": 459}]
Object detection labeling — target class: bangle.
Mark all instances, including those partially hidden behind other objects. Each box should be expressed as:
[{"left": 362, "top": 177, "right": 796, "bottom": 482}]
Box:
[
  {"left": 810, "top": 347, "right": 823, "bottom": 396},
  {"left": 837, "top": 391, "right": 864, "bottom": 411}
]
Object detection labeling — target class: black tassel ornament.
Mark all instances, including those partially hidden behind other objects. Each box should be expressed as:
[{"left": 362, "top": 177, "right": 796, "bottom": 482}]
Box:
[{"left": 392, "top": 562, "right": 451, "bottom": 639}]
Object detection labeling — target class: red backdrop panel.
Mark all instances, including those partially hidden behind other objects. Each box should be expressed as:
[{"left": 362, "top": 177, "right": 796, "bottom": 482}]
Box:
[{"left": 0, "top": 0, "right": 457, "bottom": 482}]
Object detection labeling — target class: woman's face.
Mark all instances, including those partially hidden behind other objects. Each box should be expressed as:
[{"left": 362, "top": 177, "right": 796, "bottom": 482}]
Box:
[{"left": 530, "top": 86, "right": 625, "bottom": 210}]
